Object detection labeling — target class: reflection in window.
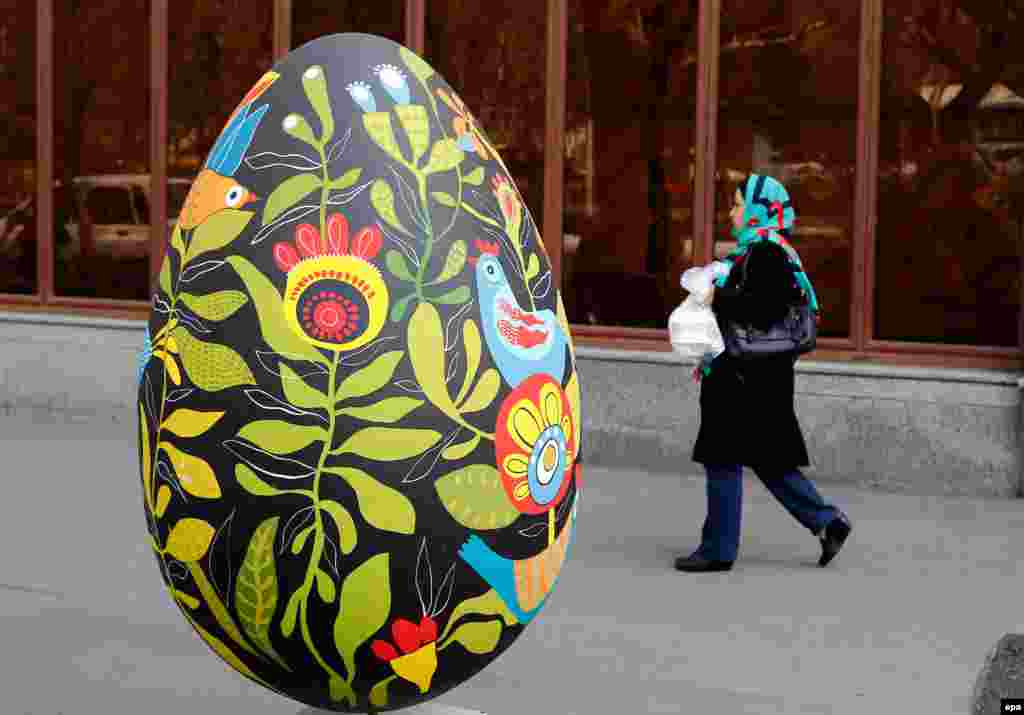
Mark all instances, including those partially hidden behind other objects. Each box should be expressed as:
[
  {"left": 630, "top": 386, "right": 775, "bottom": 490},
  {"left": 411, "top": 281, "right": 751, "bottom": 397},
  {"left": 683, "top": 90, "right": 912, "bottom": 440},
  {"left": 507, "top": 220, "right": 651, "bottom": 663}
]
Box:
[
  {"left": 563, "top": 0, "right": 698, "bottom": 328},
  {"left": 54, "top": 0, "right": 152, "bottom": 300},
  {"left": 292, "top": 0, "right": 404, "bottom": 49},
  {"left": 875, "top": 2, "right": 1023, "bottom": 347},
  {"left": 0, "top": 1, "right": 36, "bottom": 294},
  {"left": 715, "top": 0, "right": 860, "bottom": 339},
  {"left": 169, "top": 1, "right": 274, "bottom": 179}
]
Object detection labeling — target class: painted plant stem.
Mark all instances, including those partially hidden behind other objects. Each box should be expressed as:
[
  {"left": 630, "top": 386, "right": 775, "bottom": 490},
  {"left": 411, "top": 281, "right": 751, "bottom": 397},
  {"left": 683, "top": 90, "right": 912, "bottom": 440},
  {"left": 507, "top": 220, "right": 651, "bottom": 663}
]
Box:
[
  {"left": 461, "top": 202, "right": 502, "bottom": 230},
  {"left": 419, "top": 73, "right": 465, "bottom": 245},
  {"left": 296, "top": 349, "right": 350, "bottom": 699},
  {"left": 415, "top": 172, "right": 435, "bottom": 296}
]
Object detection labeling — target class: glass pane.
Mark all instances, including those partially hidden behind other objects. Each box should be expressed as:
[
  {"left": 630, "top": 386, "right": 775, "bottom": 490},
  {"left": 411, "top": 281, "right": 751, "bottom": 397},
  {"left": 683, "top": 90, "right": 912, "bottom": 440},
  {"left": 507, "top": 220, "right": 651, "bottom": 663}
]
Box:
[
  {"left": 715, "top": 0, "right": 860, "bottom": 339},
  {"left": 563, "top": 0, "right": 699, "bottom": 328},
  {"left": 0, "top": 2, "right": 36, "bottom": 295},
  {"left": 425, "top": 0, "right": 547, "bottom": 262},
  {"left": 875, "top": 2, "right": 1023, "bottom": 347},
  {"left": 292, "top": 0, "right": 404, "bottom": 49},
  {"left": 54, "top": 0, "right": 151, "bottom": 300},
  {"left": 168, "top": 1, "right": 274, "bottom": 227}
]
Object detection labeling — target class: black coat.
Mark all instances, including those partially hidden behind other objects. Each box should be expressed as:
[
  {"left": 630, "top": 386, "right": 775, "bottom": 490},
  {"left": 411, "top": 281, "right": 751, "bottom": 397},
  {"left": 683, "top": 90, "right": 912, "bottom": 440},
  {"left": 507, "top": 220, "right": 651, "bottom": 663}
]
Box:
[{"left": 691, "top": 241, "right": 811, "bottom": 472}]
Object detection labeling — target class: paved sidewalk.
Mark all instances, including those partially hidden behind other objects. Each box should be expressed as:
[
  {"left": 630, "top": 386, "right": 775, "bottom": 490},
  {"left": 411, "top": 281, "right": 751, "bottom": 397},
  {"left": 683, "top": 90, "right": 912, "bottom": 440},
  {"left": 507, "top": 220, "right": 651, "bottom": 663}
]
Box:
[{"left": 1, "top": 415, "right": 1022, "bottom": 714}]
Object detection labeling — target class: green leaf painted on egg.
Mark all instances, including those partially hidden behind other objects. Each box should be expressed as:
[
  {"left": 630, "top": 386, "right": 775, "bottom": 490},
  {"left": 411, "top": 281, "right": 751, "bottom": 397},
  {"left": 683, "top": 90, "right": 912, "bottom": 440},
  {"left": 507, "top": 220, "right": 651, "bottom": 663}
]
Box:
[
  {"left": 302, "top": 65, "right": 334, "bottom": 143},
  {"left": 280, "top": 363, "right": 328, "bottom": 409},
  {"left": 283, "top": 113, "right": 318, "bottom": 147},
  {"left": 170, "top": 223, "right": 186, "bottom": 259},
  {"left": 180, "top": 289, "right": 248, "bottom": 322},
  {"left": 525, "top": 252, "right": 540, "bottom": 281},
  {"left": 442, "top": 619, "right": 502, "bottom": 655},
  {"left": 336, "top": 396, "right": 423, "bottom": 423},
  {"left": 395, "top": 104, "right": 430, "bottom": 164},
  {"left": 160, "top": 441, "right": 221, "bottom": 498},
  {"left": 407, "top": 303, "right": 458, "bottom": 414},
  {"left": 235, "top": 464, "right": 284, "bottom": 497},
  {"left": 434, "top": 464, "right": 520, "bottom": 531},
  {"left": 335, "top": 350, "right": 404, "bottom": 404},
  {"left": 236, "top": 420, "right": 327, "bottom": 454},
  {"left": 263, "top": 174, "right": 322, "bottom": 226},
  {"left": 316, "top": 569, "right": 336, "bottom": 603},
  {"left": 400, "top": 46, "right": 435, "bottom": 84},
  {"left": 454, "top": 318, "right": 481, "bottom": 405},
  {"left": 424, "top": 138, "right": 464, "bottom": 175},
  {"left": 440, "top": 588, "right": 519, "bottom": 642},
  {"left": 226, "top": 256, "right": 328, "bottom": 365},
  {"left": 389, "top": 293, "right": 416, "bottom": 323},
  {"left": 188, "top": 209, "right": 255, "bottom": 259},
  {"left": 363, "top": 112, "right": 405, "bottom": 165},
  {"left": 319, "top": 499, "right": 358, "bottom": 553},
  {"left": 369, "top": 676, "right": 397, "bottom": 708},
  {"left": 431, "top": 191, "right": 457, "bottom": 207},
  {"left": 332, "top": 427, "right": 442, "bottom": 462},
  {"left": 164, "top": 517, "right": 216, "bottom": 562},
  {"left": 431, "top": 239, "right": 466, "bottom": 285},
  {"left": 370, "top": 179, "right": 411, "bottom": 236},
  {"left": 333, "top": 553, "right": 391, "bottom": 682},
  {"left": 280, "top": 588, "right": 303, "bottom": 638},
  {"left": 235, "top": 516, "right": 291, "bottom": 671},
  {"left": 430, "top": 285, "right": 471, "bottom": 305},
  {"left": 463, "top": 167, "right": 485, "bottom": 186},
  {"left": 325, "top": 466, "right": 416, "bottom": 535},
  {"left": 458, "top": 368, "right": 501, "bottom": 414},
  {"left": 441, "top": 433, "right": 481, "bottom": 461},
  {"left": 385, "top": 249, "right": 414, "bottom": 281},
  {"left": 327, "top": 167, "right": 362, "bottom": 191},
  {"left": 174, "top": 327, "right": 256, "bottom": 392},
  {"left": 291, "top": 524, "right": 314, "bottom": 555}
]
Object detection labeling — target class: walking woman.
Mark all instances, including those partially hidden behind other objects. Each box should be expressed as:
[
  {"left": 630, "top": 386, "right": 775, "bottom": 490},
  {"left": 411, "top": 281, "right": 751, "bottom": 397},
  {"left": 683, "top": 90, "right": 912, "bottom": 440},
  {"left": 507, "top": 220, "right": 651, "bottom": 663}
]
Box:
[{"left": 675, "top": 174, "right": 851, "bottom": 573}]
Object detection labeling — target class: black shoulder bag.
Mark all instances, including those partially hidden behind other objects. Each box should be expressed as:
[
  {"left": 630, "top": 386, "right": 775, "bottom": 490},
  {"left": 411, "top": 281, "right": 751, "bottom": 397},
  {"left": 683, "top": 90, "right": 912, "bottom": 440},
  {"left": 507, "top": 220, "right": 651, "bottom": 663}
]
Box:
[{"left": 721, "top": 249, "right": 817, "bottom": 360}]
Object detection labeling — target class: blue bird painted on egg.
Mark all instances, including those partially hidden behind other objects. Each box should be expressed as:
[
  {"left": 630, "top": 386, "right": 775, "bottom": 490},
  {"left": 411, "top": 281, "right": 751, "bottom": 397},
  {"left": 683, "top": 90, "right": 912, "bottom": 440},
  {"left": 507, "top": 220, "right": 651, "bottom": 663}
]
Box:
[
  {"left": 469, "top": 240, "right": 568, "bottom": 389},
  {"left": 458, "top": 495, "right": 577, "bottom": 624}
]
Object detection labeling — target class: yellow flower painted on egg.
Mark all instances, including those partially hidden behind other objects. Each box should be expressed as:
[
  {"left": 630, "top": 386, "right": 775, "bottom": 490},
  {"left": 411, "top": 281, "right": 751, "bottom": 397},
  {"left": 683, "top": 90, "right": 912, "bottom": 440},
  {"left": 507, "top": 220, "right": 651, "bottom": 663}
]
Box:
[
  {"left": 495, "top": 374, "right": 576, "bottom": 516},
  {"left": 273, "top": 212, "right": 389, "bottom": 352}
]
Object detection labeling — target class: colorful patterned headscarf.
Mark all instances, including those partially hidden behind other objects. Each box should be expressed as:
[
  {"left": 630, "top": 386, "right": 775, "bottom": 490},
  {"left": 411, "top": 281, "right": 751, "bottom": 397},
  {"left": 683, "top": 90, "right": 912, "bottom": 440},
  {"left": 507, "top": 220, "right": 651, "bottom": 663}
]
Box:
[
  {"left": 694, "top": 174, "right": 819, "bottom": 381},
  {"left": 713, "top": 173, "right": 819, "bottom": 314}
]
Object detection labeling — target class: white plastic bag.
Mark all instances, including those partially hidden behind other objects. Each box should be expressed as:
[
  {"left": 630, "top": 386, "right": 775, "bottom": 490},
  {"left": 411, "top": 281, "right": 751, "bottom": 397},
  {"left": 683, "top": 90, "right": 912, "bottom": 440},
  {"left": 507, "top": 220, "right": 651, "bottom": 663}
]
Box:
[
  {"left": 679, "top": 265, "right": 713, "bottom": 302},
  {"left": 669, "top": 265, "right": 725, "bottom": 359}
]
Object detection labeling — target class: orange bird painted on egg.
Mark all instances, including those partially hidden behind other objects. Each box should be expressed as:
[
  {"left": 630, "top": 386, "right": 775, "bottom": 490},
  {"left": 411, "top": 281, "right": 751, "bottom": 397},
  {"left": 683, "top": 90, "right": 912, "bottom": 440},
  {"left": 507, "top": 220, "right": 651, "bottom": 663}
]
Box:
[{"left": 179, "top": 71, "right": 279, "bottom": 231}]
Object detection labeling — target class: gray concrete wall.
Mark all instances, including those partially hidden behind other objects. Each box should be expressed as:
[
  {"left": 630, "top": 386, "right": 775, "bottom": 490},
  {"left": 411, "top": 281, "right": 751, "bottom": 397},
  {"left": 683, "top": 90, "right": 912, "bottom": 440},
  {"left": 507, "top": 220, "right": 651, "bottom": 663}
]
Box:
[
  {"left": 0, "top": 311, "right": 1022, "bottom": 497},
  {"left": 0, "top": 313, "right": 140, "bottom": 423},
  {"left": 576, "top": 347, "right": 1024, "bottom": 498}
]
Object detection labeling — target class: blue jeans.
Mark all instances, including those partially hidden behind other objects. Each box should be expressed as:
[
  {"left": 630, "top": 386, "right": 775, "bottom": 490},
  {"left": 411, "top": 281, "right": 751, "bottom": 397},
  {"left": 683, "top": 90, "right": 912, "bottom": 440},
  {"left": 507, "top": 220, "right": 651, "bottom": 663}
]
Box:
[{"left": 697, "top": 464, "right": 841, "bottom": 562}]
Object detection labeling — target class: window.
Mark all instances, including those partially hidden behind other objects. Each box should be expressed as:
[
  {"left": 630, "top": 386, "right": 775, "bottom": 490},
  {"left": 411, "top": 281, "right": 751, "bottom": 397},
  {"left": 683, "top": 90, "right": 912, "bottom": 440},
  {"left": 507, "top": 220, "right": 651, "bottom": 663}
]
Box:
[
  {"left": 2, "top": 0, "right": 1019, "bottom": 367},
  {"left": 874, "top": 1, "right": 1022, "bottom": 347},
  {"left": 169, "top": 1, "right": 275, "bottom": 181},
  {"left": 54, "top": 0, "right": 152, "bottom": 301},
  {"left": 292, "top": 0, "right": 404, "bottom": 49},
  {"left": 0, "top": 1, "right": 36, "bottom": 295},
  {"left": 715, "top": 0, "right": 860, "bottom": 339},
  {"left": 562, "top": 0, "right": 699, "bottom": 329}
]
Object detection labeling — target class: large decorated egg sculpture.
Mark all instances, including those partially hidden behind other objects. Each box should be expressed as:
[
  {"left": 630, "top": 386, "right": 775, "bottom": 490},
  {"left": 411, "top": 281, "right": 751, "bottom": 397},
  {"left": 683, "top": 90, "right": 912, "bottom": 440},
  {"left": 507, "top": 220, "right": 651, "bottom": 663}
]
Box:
[{"left": 136, "top": 33, "right": 582, "bottom": 712}]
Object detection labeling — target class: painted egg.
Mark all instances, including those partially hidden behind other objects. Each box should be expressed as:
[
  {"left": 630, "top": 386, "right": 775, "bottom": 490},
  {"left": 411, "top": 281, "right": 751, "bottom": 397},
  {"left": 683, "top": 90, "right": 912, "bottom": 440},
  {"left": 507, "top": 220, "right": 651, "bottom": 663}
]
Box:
[{"left": 137, "top": 33, "right": 582, "bottom": 712}]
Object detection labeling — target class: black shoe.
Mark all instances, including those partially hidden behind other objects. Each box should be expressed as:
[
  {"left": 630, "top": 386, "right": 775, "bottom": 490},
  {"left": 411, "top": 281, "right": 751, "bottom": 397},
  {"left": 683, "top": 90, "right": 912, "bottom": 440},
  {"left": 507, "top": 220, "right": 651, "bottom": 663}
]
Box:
[
  {"left": 674, "top": 554, "right": 734, "bottom": 572},
  {"left": 818, "top": 513, "right": 851, "bottom": 567}
]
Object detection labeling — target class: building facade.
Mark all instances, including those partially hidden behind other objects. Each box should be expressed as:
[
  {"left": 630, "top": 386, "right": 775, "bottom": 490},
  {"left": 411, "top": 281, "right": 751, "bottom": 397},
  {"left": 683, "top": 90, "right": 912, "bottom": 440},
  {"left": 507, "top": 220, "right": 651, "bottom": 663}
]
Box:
[{"left": 0, "top": 0, "right": 1022, "bottom": 494}]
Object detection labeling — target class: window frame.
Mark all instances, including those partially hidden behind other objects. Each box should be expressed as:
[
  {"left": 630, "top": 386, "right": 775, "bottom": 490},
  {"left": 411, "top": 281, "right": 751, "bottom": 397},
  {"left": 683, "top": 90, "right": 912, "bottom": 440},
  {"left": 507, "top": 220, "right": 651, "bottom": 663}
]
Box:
[{"left": 5, "top": 0, "right": 1021, "bottom": 368}]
